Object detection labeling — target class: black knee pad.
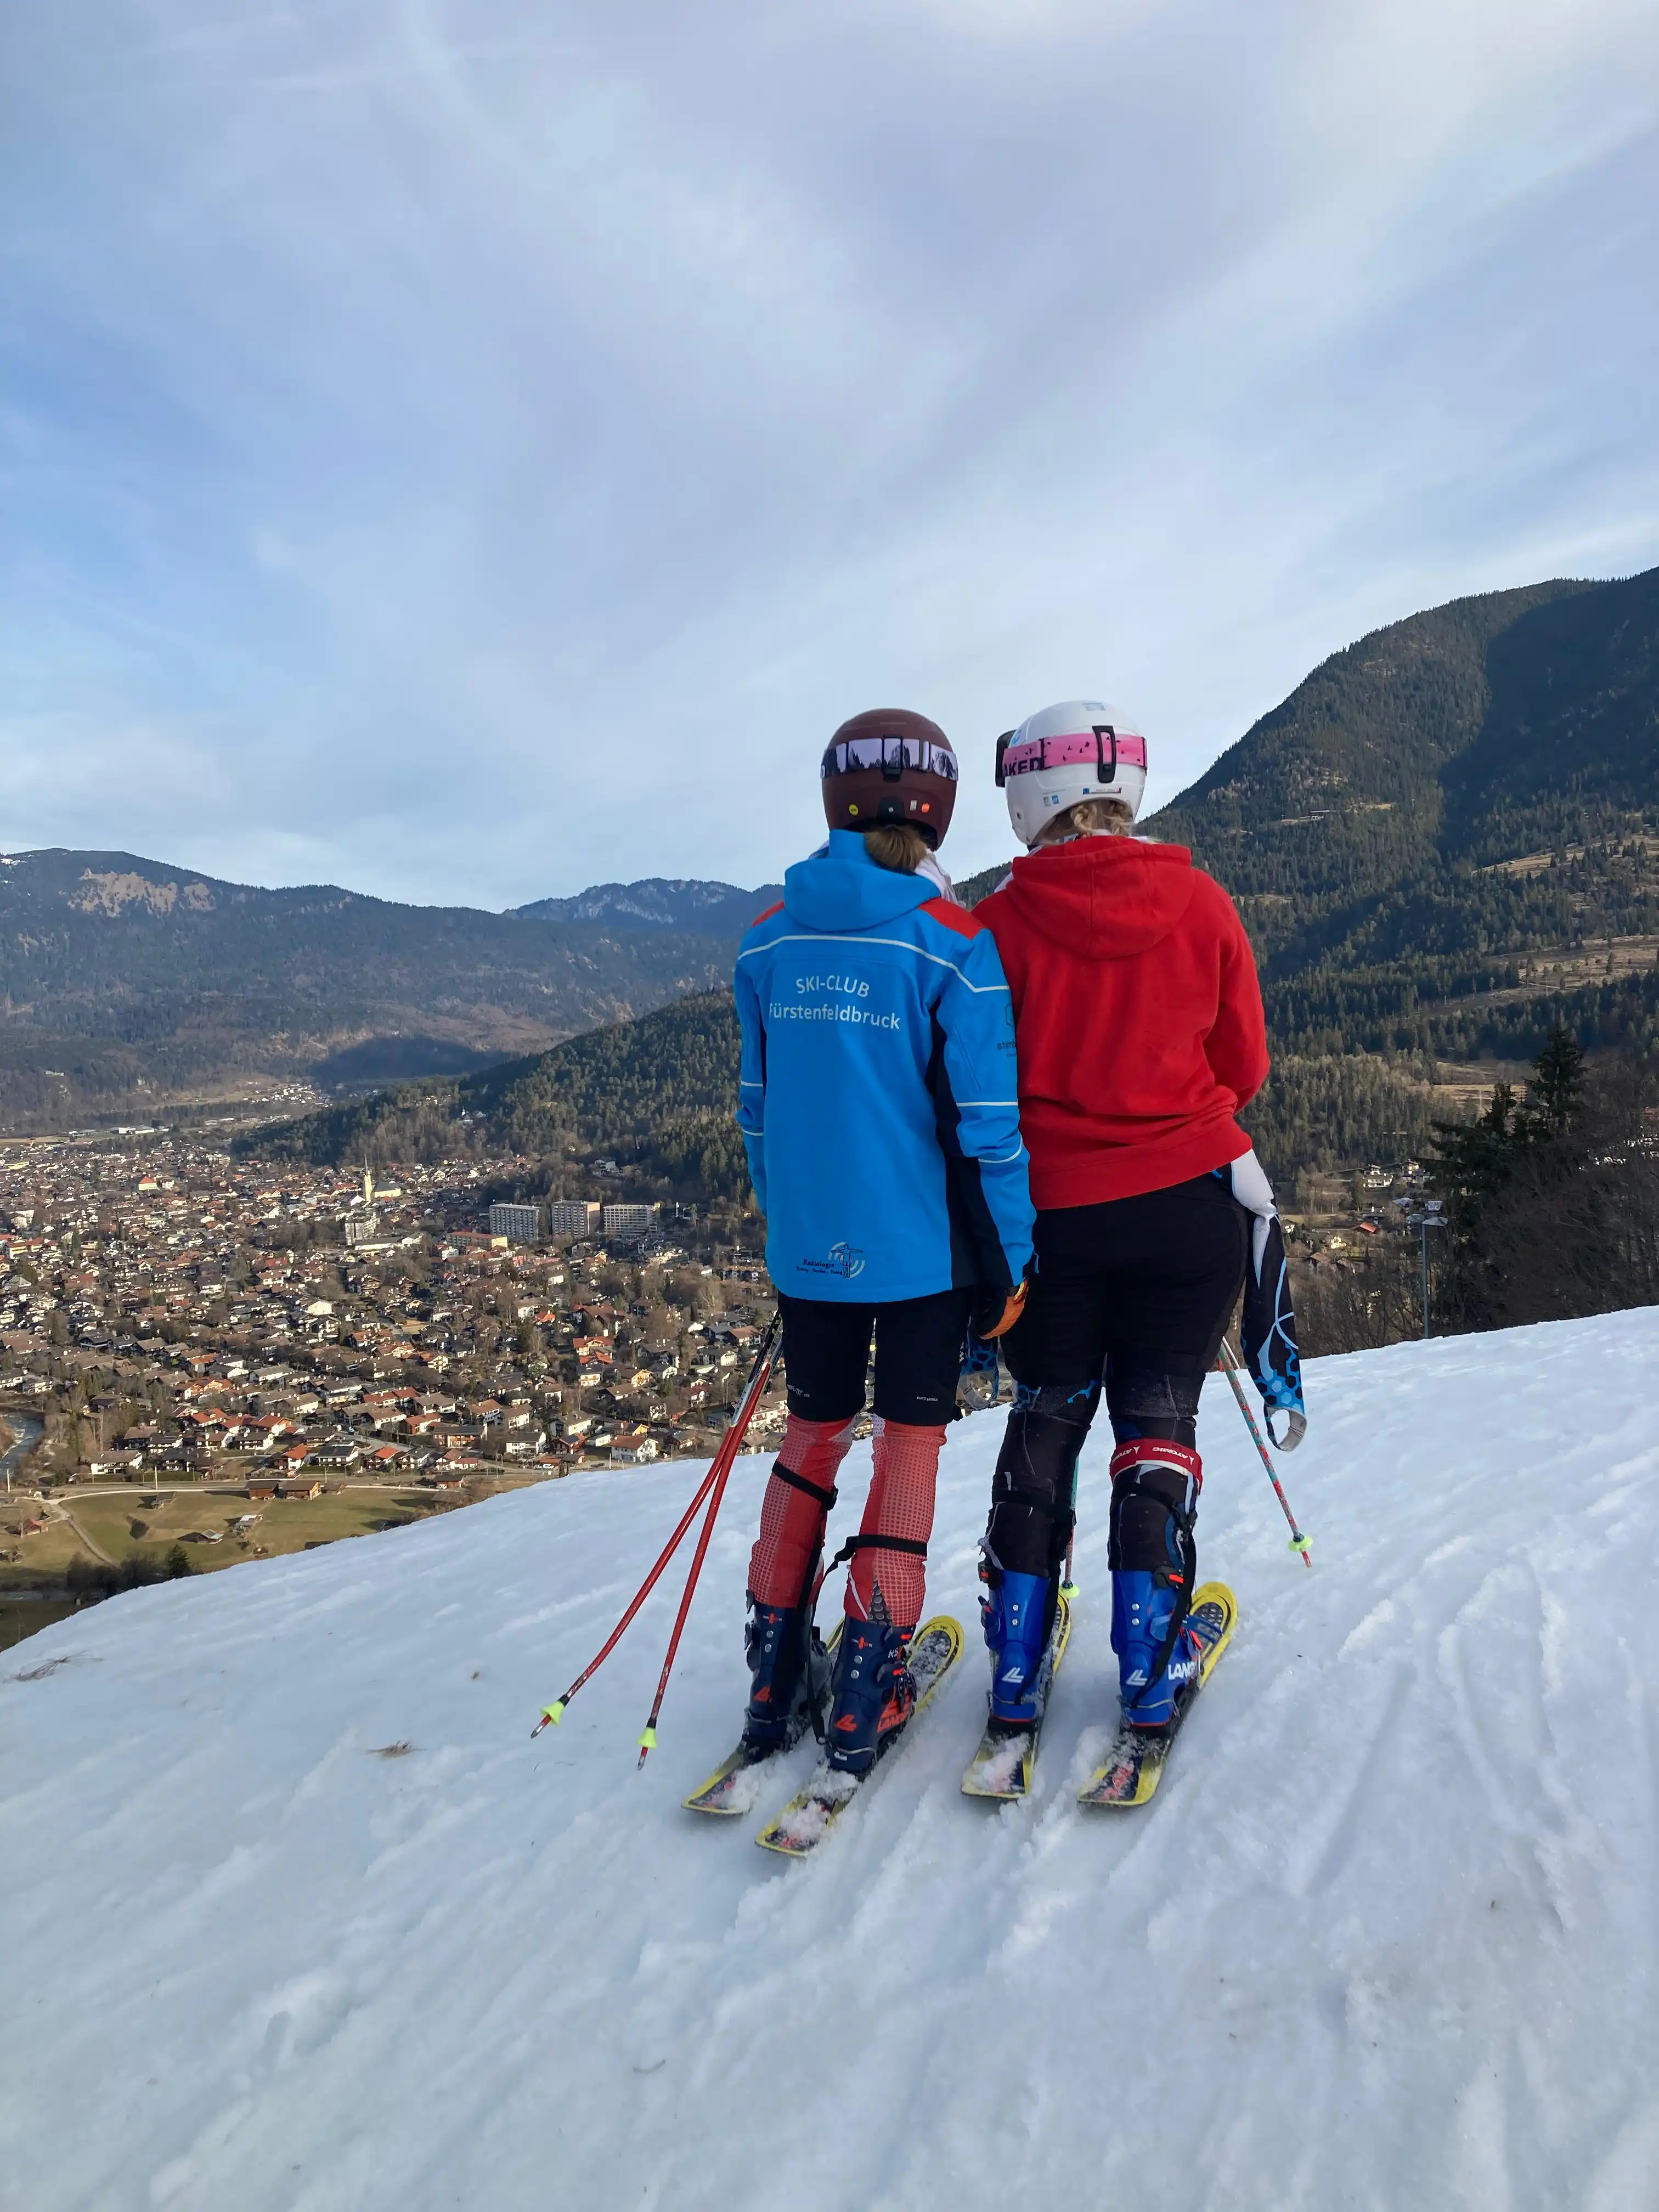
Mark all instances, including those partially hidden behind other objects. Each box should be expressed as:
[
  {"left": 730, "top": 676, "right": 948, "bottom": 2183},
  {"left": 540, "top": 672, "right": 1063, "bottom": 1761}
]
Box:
[
  {"left": 1104, "top": 1363, "right": 1204, "bottom": 1448},
  {"left": 1107, "top": 1441, "right": 1201, "bottom": 1583},
  {"left": 985, "top": 1380, "right": 1099, "bottom": 1577}
]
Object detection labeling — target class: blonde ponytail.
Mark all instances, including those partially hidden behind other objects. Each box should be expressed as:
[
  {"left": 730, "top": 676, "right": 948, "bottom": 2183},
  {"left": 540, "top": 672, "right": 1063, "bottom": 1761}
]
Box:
[
  {"left": 1034, "top": 797, "right": 1134, "bottom": 845},
  {"left": 862, "top": 823, "right": 932, "bottom": 873}
]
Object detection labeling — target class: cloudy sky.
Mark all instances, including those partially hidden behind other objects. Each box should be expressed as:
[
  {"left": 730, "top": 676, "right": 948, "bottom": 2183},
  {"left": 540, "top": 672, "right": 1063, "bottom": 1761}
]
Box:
[{"left": 4, "top": 0, "right": 1657, "bottom": 909}]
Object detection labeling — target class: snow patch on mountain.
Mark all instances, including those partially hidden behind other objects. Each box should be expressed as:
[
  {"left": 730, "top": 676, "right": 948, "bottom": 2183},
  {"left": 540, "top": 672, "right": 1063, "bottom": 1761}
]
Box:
[{"left": 4, "top": 1309, "right": 1658, "bottom": 2210}]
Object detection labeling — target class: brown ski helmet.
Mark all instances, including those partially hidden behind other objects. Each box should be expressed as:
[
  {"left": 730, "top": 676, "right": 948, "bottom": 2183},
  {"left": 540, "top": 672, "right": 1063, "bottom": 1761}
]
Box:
[{"left": 820, "top": 709, "right": 958, "bottom": 848}]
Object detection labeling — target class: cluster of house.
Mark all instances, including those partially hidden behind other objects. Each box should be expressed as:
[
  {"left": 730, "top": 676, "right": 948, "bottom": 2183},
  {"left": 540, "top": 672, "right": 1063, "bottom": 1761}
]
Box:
[
  {"left": 1311, "top": 1161, "right": 1429, "bottom": 1257},
  {"left": 0, "top": 1131, "right": 780, "bottom": 1493}
]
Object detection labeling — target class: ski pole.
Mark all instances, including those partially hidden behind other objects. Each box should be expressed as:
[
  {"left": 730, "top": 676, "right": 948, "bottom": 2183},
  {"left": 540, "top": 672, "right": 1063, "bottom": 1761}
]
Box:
[
  {"left": 635, "top": 1311, "right": 782, "bottom": 1764},
  {"left": 1060, "top": 1533, "right": 1078, "bottom": 1600},
  {"left": 530, "top": 1455, "right": 723, "bottom": 1735},
  {"left": 1217, "top": 1336, "right": 1312, "bottom": 1568},
  {"left": 531, "top": 1311, "right": 782, "bottom": 1737}
]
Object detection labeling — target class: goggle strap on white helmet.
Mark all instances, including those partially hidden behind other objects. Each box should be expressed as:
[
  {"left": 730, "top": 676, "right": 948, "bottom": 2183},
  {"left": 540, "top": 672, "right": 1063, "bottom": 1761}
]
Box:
[
  {"left": 997, "top": 699, "right": 1149, "bottom": 847},
  {"left": 996, "top": 726, "right": 1146, "bottom": 787},
  {"left": 1000, "top": 730, "right": 1141, "bottom": 783}
]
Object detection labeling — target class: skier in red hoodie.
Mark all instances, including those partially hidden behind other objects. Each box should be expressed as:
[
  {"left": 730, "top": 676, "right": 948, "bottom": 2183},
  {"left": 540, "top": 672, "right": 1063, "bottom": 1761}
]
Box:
[{"left": 972, "top": 698, "right": 1293, "bottom": 1750}]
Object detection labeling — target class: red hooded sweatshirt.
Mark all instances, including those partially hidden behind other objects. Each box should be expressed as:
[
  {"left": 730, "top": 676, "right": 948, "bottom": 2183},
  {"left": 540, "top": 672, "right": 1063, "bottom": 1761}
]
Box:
[{"left": 975, "top": 836, "right": 1268, "bottom": 1210}]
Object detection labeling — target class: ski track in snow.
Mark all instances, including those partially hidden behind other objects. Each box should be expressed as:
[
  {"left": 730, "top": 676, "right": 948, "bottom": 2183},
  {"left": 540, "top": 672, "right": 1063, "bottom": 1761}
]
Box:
[{"left": 4, "top": 1310, "right": 1659, "bottom": 2210}]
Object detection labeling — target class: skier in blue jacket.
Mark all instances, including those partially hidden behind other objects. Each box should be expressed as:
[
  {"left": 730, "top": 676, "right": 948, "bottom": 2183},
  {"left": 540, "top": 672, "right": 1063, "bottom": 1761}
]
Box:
[{"left": 732, "top": 709, "right": 1034, "bottom": 1774}]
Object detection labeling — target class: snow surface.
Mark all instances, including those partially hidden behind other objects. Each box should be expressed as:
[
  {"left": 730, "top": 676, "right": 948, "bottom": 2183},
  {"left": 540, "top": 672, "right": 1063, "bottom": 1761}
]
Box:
[{"left": 5, "top": 1310, "right": 1659, "bottom": 2211}]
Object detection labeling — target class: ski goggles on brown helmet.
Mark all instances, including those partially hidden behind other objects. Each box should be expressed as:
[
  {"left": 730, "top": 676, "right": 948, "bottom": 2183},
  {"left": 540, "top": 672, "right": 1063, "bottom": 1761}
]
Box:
[
  {"left": 820, "top": 709, "right": 959, "bottom": 846},
  {"left": 821, "top": 732, "right": 959, "bottom": 781}
]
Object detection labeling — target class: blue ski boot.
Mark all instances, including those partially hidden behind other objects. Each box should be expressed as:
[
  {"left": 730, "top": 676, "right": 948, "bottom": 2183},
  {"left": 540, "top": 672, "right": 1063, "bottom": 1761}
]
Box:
[
  {"left": 824, "top": 1617, "right": 915, "bottom": 1775},
  {"left": 979, "top": 1554, "right": 1058, "bottom": 1728},
  {"left": 1110, "top": 1569, "right": 1204, "bottom": 1728},
  {"left": 743, "top": 1595, "right": 830, "bottom": 1752},
  {"left": 1107, "top": 1439, "right": 1204, "bottom": 1731}
]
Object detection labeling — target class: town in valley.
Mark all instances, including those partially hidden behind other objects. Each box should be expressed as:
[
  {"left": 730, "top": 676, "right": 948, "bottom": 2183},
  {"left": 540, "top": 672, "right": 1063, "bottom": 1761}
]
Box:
[{"left": 0, "top": 1127, "right": 780, "bottom": 1643}]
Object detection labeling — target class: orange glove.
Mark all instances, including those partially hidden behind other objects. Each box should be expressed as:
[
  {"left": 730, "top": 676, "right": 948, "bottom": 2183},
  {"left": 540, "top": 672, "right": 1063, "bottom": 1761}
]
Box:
[{"left": 976, "top": 1279, "right": 1028, "bottom": 1339}]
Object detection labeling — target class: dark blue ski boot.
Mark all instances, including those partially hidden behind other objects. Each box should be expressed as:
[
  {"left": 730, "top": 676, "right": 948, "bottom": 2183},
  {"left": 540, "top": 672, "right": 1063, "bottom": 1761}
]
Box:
[
  {"left": 979, "top": 1554, "right": 1058, "bottom": 1728},
  {"left": 824, "top": 1617, "right": 915, "bottom": 1775},
  {"left": 743, "top": 1595, "right": 829, "bottom": 1752},
  {"left": 1110, "top": 1569, "right": 1204, "bottom": 1728}
]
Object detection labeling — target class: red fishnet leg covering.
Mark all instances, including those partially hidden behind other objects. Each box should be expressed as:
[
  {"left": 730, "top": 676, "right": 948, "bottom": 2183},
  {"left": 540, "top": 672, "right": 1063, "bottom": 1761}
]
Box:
[
  {"left": 845, "top": 1418, "right": 944, "bottom": 1628},
  {"left": 748, "top": 1414, "right": 856, "bottom": 1607}
]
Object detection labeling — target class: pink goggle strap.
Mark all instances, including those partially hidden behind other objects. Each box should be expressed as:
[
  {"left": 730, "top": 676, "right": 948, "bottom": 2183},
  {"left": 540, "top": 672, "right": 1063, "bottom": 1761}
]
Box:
[{"left": 1003, "top": 729, "right": 1147, "bottom": 778}]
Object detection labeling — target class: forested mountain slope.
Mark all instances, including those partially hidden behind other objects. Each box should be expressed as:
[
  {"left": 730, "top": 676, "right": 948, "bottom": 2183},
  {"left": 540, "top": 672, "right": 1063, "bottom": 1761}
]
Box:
[
  {"left": 0, "top": 851, "right": 742, "bottom": 1123},
  {"left": 1147, "top": 566, "right": 1659, "bottom": 1060},
  {"left": 960, "top": 566, "right": 1659, "bottom": 1172},
  {"left": 242, "top": 991, "right": 748, "bottom": 1200},
  {"left": 247, "top": 566, "right": 1659, "bottom": 1189}
]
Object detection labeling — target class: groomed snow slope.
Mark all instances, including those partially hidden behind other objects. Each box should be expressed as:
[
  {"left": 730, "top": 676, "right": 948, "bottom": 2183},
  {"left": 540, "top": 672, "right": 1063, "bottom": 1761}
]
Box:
[{"left": 5, "top": 1311, "right": 1659, "bottom": 2211}]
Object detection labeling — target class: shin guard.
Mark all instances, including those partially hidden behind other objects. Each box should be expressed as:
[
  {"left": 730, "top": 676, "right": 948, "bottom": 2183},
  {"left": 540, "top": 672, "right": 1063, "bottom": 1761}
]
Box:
[
  {"left": 1108, "top": 1439, "right": 1203, "bottom": 1728},
  {"left": 984, "top": 1379, "right": 1100, "bottom": 1579}
]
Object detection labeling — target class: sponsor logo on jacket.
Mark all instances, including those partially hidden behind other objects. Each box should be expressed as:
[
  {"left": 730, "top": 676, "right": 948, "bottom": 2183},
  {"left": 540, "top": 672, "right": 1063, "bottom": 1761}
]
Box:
[{"left": 797, "top": 1242, "right": 866, "bottom": 1280}]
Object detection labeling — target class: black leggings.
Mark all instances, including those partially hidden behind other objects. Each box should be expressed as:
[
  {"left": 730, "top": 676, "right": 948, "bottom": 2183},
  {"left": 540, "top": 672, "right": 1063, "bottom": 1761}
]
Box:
[
  {"left": 987, "top": 1174, "right": 1248, "bottom": 1579},
  {"left": 777, "top": 1287, "right": 973, "bottom": 1426}
]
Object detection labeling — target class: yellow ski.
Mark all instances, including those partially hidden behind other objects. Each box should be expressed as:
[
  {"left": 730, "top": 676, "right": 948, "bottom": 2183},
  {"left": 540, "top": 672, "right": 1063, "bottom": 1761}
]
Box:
[
  {"left": 755, "top": 1616, "right": 963, "bottom": 1858},
  {"left": 1077, "top": 1583, "right": 1235, "bottom": 1809},
  {"left": 961, "top": 1591, "right": 1073, "bottom": 1801}
]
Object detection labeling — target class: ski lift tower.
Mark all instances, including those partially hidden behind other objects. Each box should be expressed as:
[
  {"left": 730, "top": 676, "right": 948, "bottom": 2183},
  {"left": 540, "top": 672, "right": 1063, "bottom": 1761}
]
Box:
[{"left": 1404, "top": 1197, "right": 1447, "bottom": 1339}]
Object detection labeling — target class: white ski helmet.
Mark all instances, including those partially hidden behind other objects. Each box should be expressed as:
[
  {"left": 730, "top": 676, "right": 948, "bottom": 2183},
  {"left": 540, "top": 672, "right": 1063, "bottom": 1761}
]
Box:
[{"left": 995, "top": 699, "right": 1148, "bottom": 848}]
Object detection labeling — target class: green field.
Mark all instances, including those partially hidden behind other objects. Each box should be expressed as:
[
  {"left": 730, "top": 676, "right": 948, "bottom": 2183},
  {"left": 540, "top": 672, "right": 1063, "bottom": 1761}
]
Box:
[{"left": 1, "top": 1483, "right": 464, "bottom": 1598}]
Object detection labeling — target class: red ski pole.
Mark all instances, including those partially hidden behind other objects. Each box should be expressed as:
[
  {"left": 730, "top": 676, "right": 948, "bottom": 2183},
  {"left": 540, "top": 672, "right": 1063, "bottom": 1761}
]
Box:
[
  {"left": 635, "top": 1312, "right": 782, "bottom": 1764},
  {"left": 531, "top": 1457, "right": 723, "bottom": 1736},
  {"left": 1218, "top": 1336, "right": 1312, "bottom": 1568},
  {"left": 529, "top": 1311, "right": 781, "bottom": 1737}
]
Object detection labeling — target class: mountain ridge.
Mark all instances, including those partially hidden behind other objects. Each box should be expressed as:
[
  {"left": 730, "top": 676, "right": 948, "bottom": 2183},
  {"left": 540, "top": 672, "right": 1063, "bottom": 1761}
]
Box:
[
  {"left": 244, "top": 564, "right": 1659, "bottom": 1189},
  {"left": 508, "top": 878, "right": 783, "bottom": 933},
  {"left": 1144, "top": 565, "right": 1659, "bottom": 1062},
  {"left": 10, "top": 563, "right": 1658, "bottom": 1164},
  {"left": 0, "top": 852, "right": 776, "bottom": 1124}
]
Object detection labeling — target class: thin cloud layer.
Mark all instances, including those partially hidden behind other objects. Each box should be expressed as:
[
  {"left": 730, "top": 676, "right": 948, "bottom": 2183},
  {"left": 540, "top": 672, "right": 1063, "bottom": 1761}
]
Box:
[{"left": 3, "top": 0, "right": 1656, "bottom": 904}]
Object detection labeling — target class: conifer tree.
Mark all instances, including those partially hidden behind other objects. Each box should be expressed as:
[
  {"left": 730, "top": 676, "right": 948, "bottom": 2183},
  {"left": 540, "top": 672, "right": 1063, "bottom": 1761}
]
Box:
[{"left": 1526, "top": 1023, "right": 1585, "bottom": 1136}]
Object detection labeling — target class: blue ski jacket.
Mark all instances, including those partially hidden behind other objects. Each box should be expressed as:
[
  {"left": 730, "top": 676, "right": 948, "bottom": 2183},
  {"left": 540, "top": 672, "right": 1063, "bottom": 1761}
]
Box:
[{"left": 735, "top": 831, "right": 1035, "bottom": 1305}]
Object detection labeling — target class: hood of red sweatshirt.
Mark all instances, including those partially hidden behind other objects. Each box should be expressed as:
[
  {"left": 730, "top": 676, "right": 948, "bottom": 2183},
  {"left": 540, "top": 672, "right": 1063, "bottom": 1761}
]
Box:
[{"left": 1001, "top": 835, "right": 1197, "bottom": 958}]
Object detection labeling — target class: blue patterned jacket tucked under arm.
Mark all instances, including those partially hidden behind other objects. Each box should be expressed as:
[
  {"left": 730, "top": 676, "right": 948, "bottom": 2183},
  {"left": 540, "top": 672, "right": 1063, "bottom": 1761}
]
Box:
[{"left": 733, "top": 832, "right": 1035, "bottom": 1306}]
